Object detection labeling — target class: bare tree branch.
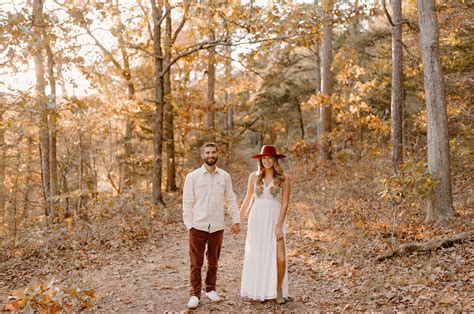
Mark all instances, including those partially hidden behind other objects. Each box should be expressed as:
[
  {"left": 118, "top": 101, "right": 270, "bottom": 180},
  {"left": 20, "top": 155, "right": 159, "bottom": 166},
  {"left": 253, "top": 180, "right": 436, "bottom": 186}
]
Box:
[
  {"left": 380, "top": 0, "right": 415, "bottom": 29},
  {"left": 237, "top": 114, "right": 263, "bottom": 136},
  {"left": 171, "top": 0, "right": 189, "bottom": 45},
  {"left": 215, "top": 50, "right": 264, "bottom": 79},
  {"left": 137, "top": 0, "right": 154, "bottom": 41},
  {"left": 86, "top": 28, "right": 123, "bottom": 72}
]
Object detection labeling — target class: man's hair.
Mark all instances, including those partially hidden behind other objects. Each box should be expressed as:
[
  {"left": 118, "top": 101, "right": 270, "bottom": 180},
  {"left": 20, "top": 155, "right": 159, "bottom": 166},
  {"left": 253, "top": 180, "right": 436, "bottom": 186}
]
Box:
[{"left": 201, "top": 142, "right": 219, "bottom": 153}]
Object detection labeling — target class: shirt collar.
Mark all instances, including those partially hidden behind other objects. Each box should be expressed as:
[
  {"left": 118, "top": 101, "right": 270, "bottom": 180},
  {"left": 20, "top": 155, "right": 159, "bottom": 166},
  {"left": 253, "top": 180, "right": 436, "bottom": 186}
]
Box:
[{"left": 201, "top": 165, "right": 221, "bottom": 175}]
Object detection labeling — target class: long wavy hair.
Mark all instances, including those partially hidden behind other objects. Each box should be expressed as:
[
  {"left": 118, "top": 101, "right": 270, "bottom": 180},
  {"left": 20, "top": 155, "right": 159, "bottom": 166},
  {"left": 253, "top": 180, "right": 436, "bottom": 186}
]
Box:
[{"left": 255, "top": 157, "right": 285, "bottom": 197}]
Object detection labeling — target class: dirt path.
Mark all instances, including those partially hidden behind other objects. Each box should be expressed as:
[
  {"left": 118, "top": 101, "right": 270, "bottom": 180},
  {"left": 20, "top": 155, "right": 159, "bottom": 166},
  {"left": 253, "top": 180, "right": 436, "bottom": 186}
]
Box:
[
  {"left": 79, "top": 150, "right": 335, "bottom": 312},
  {"left": 81, "top": 216, "right": 333, "bottom": 312}
]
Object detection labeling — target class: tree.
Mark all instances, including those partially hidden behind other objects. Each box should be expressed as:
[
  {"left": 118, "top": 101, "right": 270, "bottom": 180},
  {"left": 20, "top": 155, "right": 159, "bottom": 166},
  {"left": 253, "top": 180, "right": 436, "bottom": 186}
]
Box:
[
  {"left": 314, "top": 0, "right": 321, "bottom": 141},
  {"left": 163, "top": 0, "right": 177, "bottom": 192},
  {"left": 416, "top": 0, "right": 454, "bottom": 224},
  {"left": 224, "top": 35, "right": 234, "bottom": 133},
  {"left": 382, "top": 0, "right": 403, "bottom": 172},
  {"left": 205, "top": 1, "right": 217, "bottom": 137},
  {"left": 151, "top": 0, "right": 165, "bottom": 205},
  {"left": 318, "top": 0, "right": 334, "bottom": 160},
  {"left": 42, "top": 17, "right": 59, "bottom": 217},
  {"left": 32, "top": 0, "right": 51, "bottom": 215}
]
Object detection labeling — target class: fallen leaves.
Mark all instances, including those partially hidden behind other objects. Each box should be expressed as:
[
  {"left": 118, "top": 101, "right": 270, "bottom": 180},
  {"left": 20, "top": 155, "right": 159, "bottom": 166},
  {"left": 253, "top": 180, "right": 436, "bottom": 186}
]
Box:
[
  {"left": 1, "top": 278, "right": 96, "bottom": 312},
  {"left": 1, "top": 153, "right": 472, "bottom": 312}
]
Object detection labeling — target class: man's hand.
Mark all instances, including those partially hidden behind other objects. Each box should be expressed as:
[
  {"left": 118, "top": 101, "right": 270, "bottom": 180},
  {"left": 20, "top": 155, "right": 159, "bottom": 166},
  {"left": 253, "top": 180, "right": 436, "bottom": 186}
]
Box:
[{"left": 230, "top": 223, "right": 240, "bottom": 235}]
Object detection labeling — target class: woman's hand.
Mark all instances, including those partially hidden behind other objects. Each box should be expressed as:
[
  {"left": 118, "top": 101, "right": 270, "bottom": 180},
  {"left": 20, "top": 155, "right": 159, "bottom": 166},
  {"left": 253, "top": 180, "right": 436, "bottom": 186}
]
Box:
[
  {"left": 275, "top": 225, "right": 283, "bottom": 242},
  {"left": 230, "top": 223, "right": 240, "bottom": 235}
]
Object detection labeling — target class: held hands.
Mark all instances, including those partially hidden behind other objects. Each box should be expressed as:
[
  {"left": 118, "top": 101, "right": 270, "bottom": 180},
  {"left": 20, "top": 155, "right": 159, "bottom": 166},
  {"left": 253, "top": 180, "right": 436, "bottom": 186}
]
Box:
[
  {"left": 230, "top": 223, "right": 240, "bottom": 235},
  {"left": 275, "top": 225, "right": 283, "bottom": 242}
]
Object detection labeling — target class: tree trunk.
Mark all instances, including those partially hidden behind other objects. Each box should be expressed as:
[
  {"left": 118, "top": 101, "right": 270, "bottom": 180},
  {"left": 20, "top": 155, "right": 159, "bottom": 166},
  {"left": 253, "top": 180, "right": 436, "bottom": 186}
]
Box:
[
  {"left": 353, "top": 0, "right": 360, "bottom": 33},
  {"left": 151, "top": 0, "right": 165, "bottom": 205},
  {"left": 77, "top": 131, "right": 84, "bottom": 217},
  {"left": 122, "top": 121, "right": 134, "bottom": 191},
  {"left": 163, "top": 0, "right": 177, "bottom": 192},
  {"left": 116, "top": 4, "right": 136, "bottom": 192},
  {"left": 121, "top": 69, "right": 135, "bottom": 193},
  {"left": 205, "top": 45, "right": 216, "bottom": 132},
  {"left": 22, "top": 136, "right": 33, "bottom": 221},
  {"left": 0, "top": 102, "right": 5, "bottom": 224},
  {"left": 319, "top": 0, "right": 333, "bottom": 160},
  {"left": 417, "top": 0, "right": 454, "bottom": 224},
  {"left": 60, "top": 164, "right": 71, "bottom": 217},
  {"left": 33, "top": 0, "right": 51, "bottom": 211},
  {"left": 391, "top": 0, "right": 404, "bottom": 172},
  {"left": 43, "top": 26, "right": 58, "bottom": 218},
  {"left": 205, "top": 3, "right": 216, "bottom": 135},
  {"left": 314, "top": 0, "right": 321, "bottom": 141},
  {"left": 225, "top": 42, "right": 234, "bottom": 133},
  {"left": 297, "top": 101, "right": 305, "bottom": 139}
]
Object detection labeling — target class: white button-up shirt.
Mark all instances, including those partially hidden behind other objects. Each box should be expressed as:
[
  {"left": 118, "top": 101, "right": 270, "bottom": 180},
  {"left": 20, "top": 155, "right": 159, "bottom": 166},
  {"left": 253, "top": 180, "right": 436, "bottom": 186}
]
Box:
[{"left": 183, "top": 165, "right": 240, "bottom": 233}]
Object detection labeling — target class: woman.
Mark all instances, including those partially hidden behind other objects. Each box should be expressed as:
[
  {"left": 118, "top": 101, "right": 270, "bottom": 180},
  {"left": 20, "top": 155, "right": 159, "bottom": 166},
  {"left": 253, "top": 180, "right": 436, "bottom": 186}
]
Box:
[{"left": 240, "top": 145, "right": 290, "bottom": 304}]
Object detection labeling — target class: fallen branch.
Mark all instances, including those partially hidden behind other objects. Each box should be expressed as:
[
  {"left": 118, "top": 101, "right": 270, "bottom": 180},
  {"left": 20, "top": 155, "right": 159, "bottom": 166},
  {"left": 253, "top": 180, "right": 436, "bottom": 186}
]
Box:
[{"left": 376, "top": 231, "right": 474, "bottom": 262}]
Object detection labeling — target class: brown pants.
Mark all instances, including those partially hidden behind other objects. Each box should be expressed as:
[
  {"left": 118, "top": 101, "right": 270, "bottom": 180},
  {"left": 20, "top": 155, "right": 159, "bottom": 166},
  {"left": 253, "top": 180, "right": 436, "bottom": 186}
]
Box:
[{"left": 189, "top": 228, "right": 224, "bottom": 297}]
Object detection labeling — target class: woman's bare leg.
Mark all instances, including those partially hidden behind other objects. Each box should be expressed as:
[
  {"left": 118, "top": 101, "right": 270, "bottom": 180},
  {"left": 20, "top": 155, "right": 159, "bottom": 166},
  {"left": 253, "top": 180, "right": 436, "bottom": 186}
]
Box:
[{"left": 276, "top": 239, "right": 286, "bottom": 303}]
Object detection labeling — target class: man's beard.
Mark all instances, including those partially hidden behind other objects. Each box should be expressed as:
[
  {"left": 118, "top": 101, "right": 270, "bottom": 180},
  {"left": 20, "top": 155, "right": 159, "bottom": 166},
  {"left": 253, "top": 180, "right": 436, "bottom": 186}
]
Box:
[{"left": 204, "top": 157, "right": 218, "bottom": 166}]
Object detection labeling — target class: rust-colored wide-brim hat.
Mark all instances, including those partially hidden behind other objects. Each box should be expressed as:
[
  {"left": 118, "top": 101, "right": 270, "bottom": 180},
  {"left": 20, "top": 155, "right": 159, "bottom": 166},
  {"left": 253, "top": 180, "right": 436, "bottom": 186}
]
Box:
[{"left": 251, "top": 145, "right": 286, "bottom": 159}]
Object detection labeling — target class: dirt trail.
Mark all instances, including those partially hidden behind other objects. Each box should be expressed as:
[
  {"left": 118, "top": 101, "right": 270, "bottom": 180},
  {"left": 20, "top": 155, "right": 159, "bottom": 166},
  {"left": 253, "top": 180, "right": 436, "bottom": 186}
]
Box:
[
  {"left": 81, "top": 217, "right": 334, "bottom": 312},
  {"left": 80, "top": 149, "right": 333, "bottom": 312}
]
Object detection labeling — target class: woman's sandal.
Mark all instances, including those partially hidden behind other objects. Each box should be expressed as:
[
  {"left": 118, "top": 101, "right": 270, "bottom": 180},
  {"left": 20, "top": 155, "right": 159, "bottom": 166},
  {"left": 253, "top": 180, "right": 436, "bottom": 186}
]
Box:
[
  {"left": 276, "top": 289, "right": 286, "bottom": 305},
  {"left": 276, "top": 296, "right": 286, "bottom": 305}
]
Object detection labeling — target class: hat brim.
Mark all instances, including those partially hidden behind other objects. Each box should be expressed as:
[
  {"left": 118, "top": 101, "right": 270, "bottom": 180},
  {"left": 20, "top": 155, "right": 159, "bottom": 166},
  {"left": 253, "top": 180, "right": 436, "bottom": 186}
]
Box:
[{"left": 251, "top": 154, "right": 286, "bottom": 160}]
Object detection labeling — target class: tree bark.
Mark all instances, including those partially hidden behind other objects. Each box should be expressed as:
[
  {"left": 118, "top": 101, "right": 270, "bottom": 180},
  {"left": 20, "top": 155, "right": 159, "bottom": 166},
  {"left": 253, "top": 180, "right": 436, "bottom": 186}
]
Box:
[
  {"left": 297, "top": 101, "right": 305, "bottom": 139},
  {"left": 22, "top": 136, "right": 33, "bottom": 221},
  {"left": 116, "top": 4, "right": 136, "bottom": 192},
  {"left": 225, "top": 42, "right": 234, "bottom": 133},
  {"left": 122, "top": 121, "right": 134, "bottom": 191},
  {"left": 417, "top": 0, "right": 454, "bottom": 224},
  {"left": 390, "top": 0, "right": 404, "bottom": 172},
  {"left": 121, "top": 66, "right": 135, "bottom": 192},
  {"left": 43, "top": 25, "right": 58, "bottom": 218},
  {"left": 319, "top": 0, "right": 333, "bottom": 160},
  {"left": 314, "top": 0, "right": 321, "bottom": 141},
  {"left": 205, "top": 2, "right": 216, "bottom": 135},
  {"left": 163, "top": 0, "right": 177, "bottom": 192},
  {"left": 151, "top": 0, "right": 165, "bottom": 205},
  {"left": 33, "top": 0, "right": 51, "bottom": 212},
  {"left": 77, "top": 131, "right": 85, "bottom": 217}
]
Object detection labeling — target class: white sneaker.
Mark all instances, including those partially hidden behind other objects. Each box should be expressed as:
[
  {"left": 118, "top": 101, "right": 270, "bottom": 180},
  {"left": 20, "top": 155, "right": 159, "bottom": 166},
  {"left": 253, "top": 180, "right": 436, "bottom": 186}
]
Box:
[
  {"left": 187, "top": 296, "right": 199, "bottom": 309},
  {"left": 205, "top": 290, "right": 222, "bottom": 302}
]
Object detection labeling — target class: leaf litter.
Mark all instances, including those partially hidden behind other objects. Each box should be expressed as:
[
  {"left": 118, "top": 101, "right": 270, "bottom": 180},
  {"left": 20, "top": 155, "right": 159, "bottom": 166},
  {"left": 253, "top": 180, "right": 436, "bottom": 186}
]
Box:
[{"left": 1, "top": 154, "right": 472, "bottom": 311}]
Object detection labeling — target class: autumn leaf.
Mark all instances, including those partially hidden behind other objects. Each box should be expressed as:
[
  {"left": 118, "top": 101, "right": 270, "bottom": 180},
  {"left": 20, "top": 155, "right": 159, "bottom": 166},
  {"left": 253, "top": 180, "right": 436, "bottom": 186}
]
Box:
[
  {"left": 288, "top": 249, "right": 300, "bottom": 257},
  {"left": 84, "top": 289, "right": 96, "bottom": 298}
]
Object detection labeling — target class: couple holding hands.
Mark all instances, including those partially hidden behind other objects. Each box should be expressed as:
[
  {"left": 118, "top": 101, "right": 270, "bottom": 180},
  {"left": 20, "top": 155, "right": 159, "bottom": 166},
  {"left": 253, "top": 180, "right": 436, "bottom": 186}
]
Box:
[{"left": 183, "top": 142, "right": 290, "bottom": 309}]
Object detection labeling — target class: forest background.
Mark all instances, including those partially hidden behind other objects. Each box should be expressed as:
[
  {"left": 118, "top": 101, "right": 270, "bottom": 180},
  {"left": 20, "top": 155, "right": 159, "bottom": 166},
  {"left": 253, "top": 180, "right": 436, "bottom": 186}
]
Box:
[{"left": 0, "top": 0, "right": 472, "bottom": 312}]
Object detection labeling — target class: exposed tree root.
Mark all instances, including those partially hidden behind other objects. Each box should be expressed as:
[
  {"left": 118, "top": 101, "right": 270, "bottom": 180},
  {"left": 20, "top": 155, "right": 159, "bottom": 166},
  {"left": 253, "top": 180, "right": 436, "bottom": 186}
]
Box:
[{"left": 376, "top": 231, "right": 474, "bottom": 262}]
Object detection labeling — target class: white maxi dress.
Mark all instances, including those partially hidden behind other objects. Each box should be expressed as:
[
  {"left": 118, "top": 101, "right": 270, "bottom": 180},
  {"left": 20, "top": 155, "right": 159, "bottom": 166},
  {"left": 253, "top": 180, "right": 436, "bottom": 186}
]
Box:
[{"left": 240, "top": 180, "right": 288, "bottom": 300}]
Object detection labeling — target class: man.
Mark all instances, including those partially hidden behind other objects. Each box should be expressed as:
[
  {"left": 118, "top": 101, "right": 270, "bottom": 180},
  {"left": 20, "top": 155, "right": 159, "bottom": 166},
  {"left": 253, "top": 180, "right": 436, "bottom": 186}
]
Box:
[{"left": 183, "top": 142, "right": 240, "bottom": 309}]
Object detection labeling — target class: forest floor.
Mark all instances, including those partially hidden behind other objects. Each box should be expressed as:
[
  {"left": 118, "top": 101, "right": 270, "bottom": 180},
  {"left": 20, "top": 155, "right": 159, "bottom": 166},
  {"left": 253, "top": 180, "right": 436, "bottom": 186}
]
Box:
[{"left": 1, "top": 151, "right": 473, "bottom": 312}]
